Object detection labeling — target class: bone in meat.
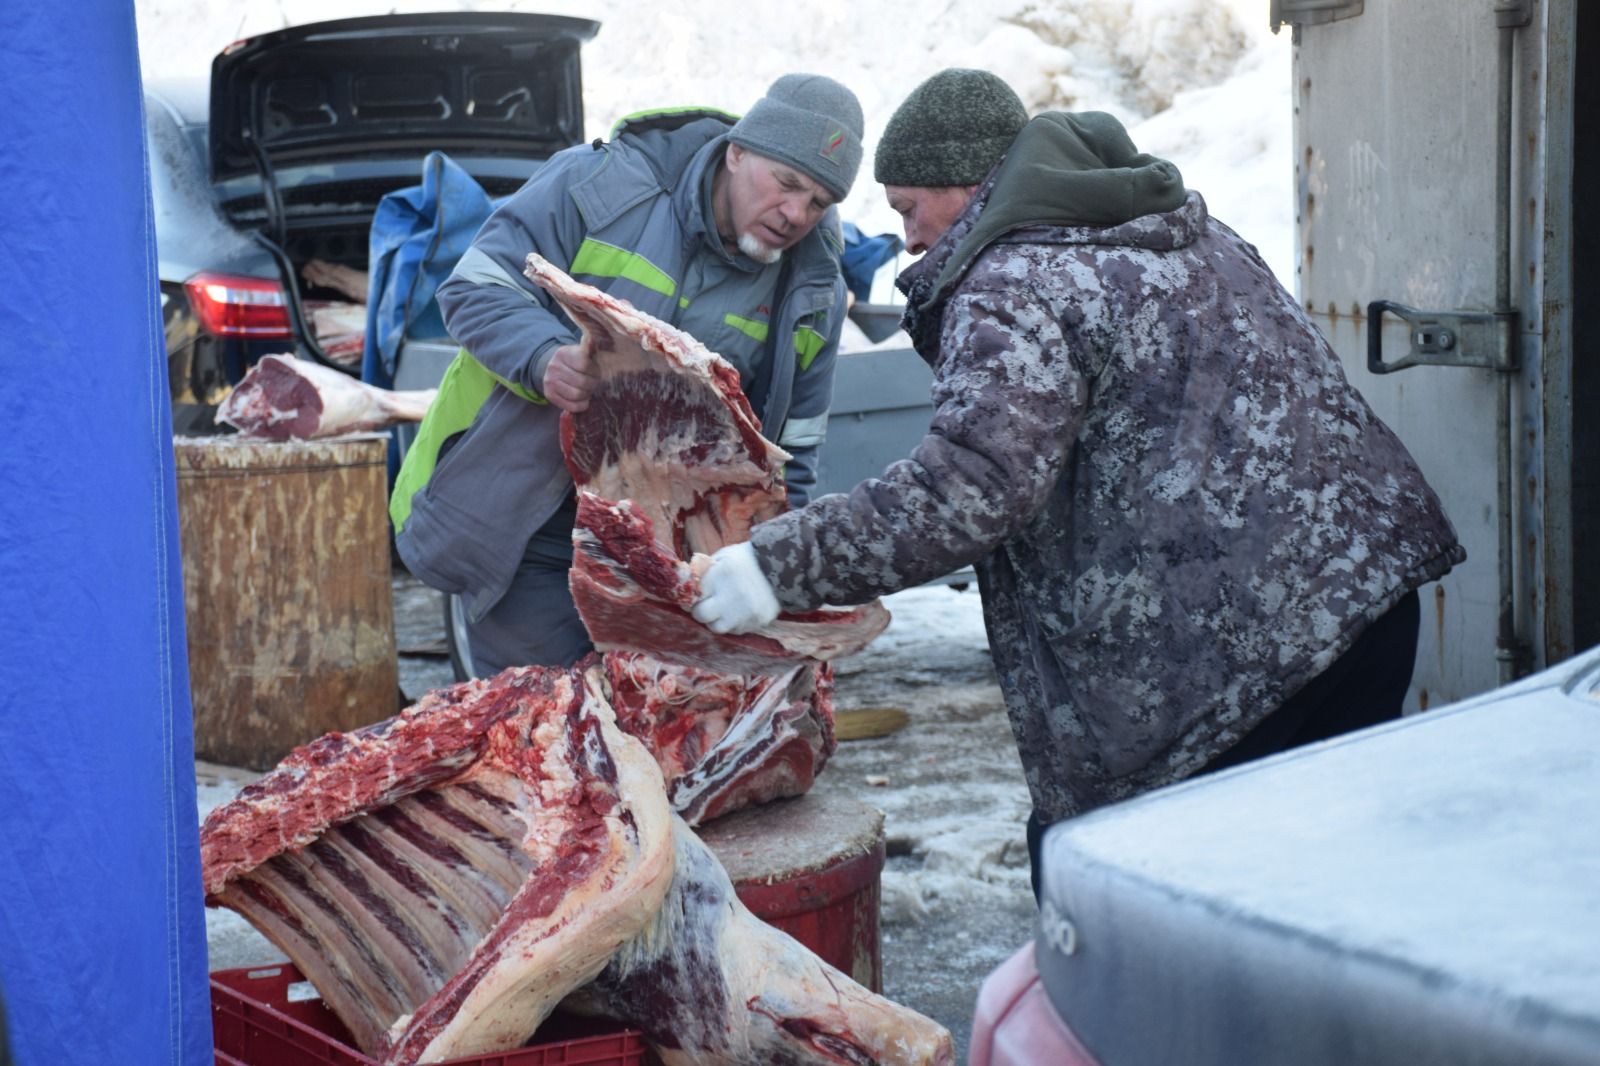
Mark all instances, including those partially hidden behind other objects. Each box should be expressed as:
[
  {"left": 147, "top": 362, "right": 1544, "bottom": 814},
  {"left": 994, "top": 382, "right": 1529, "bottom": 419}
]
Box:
[
  {"left": 216, "top": 353, "right": 435, "bottom": 440},
  {"left": 605, "top": 654, "right": 836, "bottom": 826},
  {"left": 200, "top": 663, "right": 954, "bottom": 1065},
  {"left": 201, "top": 664, "right": 674, "bottom": 1062},
  {"left": 568, "top": 819, "right": 955, "bottom": 1066},
  {"left": 522, "top": 252, "right": 890, "bottom": 676}
]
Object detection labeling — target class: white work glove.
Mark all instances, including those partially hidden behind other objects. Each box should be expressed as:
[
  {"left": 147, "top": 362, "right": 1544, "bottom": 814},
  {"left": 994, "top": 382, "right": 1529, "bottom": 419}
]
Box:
[{"left": 691, "top": 542, "right": 781, "bottom": 635}]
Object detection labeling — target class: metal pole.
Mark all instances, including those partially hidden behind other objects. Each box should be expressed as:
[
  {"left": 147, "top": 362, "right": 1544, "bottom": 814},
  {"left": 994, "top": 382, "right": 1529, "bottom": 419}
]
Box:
[{"left": 1493, "top": 11, "right": 1523, "bottom": 682}]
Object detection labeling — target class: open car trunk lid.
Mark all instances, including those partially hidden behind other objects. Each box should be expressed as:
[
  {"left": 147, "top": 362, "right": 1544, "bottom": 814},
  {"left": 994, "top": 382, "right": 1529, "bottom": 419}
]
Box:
[{"left": 207, "top": 12, "right": 599, "bottom": 219}]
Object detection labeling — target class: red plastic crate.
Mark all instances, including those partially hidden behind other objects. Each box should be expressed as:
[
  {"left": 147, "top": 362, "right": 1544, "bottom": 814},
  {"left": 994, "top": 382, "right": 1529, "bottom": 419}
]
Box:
[{"left": 211, "top": 963, "right": 651, "bottom": 1066}]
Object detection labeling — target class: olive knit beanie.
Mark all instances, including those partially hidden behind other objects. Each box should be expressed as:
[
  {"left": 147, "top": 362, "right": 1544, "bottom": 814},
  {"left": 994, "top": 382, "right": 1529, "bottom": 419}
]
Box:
[
  {"left": 728, "top": 73, "right": 865, "bottom": 203},
  {"left": 874, "top": 68, "right": 1029, "bottom": 187}
]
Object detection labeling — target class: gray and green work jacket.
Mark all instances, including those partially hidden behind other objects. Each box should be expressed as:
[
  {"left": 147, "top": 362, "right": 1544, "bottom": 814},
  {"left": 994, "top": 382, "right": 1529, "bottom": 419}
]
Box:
[
  {"left": 750, "top": 112, "right": 1465, "bottom": 822},
  {"left": 392, "top": 114, "right": 847, "bottom": 620}
]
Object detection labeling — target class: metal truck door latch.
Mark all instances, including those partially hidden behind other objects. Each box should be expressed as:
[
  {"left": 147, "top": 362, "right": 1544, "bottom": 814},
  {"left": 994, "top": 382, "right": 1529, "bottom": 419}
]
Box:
[{"left": 1365, "top": 301, "right": 1518, "bottom": 375}]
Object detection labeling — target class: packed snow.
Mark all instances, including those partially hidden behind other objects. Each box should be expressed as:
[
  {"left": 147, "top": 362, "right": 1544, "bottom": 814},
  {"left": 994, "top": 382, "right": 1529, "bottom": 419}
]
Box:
[{"left": 158, "top": 1, "right": 1294, "bottom": 1056}]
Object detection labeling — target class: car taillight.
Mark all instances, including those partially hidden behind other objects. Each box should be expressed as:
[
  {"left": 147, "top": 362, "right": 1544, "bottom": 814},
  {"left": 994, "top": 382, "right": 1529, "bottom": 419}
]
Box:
[{"left": 183, "top": 273, "right": 294, "bottom": 338}]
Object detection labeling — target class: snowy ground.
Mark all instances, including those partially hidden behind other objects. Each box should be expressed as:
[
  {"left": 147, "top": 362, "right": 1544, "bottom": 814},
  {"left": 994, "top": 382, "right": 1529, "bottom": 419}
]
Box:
[{"left": 197, "top": 573, "right": 1029, "bottom": 1058}]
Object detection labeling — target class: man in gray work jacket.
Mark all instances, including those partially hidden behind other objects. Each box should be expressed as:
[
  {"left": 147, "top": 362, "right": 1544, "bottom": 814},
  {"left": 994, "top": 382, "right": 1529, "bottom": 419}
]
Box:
[
  {"left": 392, "top": 74, "right": 864, "bottom": 676},
  {"left": 693, "top": 69, "right": 1466, "bottom": 895}
]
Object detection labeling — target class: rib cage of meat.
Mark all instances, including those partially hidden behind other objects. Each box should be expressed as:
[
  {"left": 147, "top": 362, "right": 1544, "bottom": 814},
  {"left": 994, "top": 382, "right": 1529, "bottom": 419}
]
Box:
[
  {"left": 200, "top": 661, "right": 953, "bottom": 1065},
  {"left": 203, "top": 664, "right": 676, "bottom": 1061},
  {"left": 523, "top": 252, "right": 891, "bottom": 677}
]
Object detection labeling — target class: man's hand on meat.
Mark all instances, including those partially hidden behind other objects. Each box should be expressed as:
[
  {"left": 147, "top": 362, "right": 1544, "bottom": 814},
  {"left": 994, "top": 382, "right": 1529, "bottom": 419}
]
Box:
[
  {"left": 692, "top": 542, "right": 781, "bottom": 634},
  {"left": 542, "top": 342, "right": 599, "bottom": 413},
  {"left": 394, "top": 73, "right": 863, "bottom": 675}
]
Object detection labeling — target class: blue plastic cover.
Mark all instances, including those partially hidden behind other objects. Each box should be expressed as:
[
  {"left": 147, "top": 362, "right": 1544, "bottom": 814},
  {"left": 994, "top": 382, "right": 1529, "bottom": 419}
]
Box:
[
  {"left": 840, "top": 222, "right": 904, "bottom": 302},
  {"left": 0, "top": 4, "right": 212, "bottom": 1064},
  {"left": 362, "top": 151, "right": 499, "bottom": 389}
]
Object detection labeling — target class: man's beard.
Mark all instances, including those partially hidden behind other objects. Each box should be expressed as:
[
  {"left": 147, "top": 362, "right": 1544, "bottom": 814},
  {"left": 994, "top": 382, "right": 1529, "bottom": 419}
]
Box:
[{"left": 737, "top": 231, "right": 784, "bottom": 265}]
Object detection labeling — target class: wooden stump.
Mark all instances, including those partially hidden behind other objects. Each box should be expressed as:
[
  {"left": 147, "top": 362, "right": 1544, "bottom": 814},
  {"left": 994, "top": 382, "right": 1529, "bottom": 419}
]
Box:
[{"left": 174, "top": 435, "right": 397, "bottom": 770}]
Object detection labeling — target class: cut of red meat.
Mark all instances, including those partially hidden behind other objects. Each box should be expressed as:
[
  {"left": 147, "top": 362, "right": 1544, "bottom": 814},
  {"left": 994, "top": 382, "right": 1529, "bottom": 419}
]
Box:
[
  {"left": 201, "top": 664, "right": 676, "bottom": 1062},
  {"left": 570, "top": 819, "right": 955, "bottom": 1066},
  {"left": 604, "top": 655, "right": 836, "bottom": 825},
  {"left": 199, "top": 665, "right": 954, "bottom": 1066},
  {"left": 522, "top": 253, "right": 890, "bottom": 677},
  {"left": 216, "top": 353, "right": 435, "bottom": 440},
  {"left": 571, "top": 494, "right": 890, "bottom": 676},
  {"left": 519, "top": 254, "right": 887, "bottom": 826}
]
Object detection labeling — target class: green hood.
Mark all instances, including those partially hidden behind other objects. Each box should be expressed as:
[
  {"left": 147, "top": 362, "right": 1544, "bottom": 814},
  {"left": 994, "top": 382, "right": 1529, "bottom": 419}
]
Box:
[{"left": 935, "top": 111, "right": 1186, "bottom": 297}]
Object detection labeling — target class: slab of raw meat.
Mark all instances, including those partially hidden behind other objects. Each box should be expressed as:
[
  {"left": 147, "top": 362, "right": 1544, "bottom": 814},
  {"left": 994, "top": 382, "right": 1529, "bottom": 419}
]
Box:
[
  {"left": 200, "top": 664, "right": 954, "bottom": 1066},
  {"left": 216, "top": 353, "right": 435, "bottom": 440},
  {"left": 521, "top": 252, "right": 890, "bottom": 675},
  {"left": 568, "top": 819, "right": 955, "bottom": 1066},
  {"left": 201, "top": 664, "right": 675, "bottom": 1062},
  {"left": 520, "top": 254, "right": 883, "bottom": 825},
  {"left": 304, "top": 300, "right": 367, "bottom": 368},
  {"left": 605, "top": 655, "right": 836, "bottom": 825},
  {"left": 574, "top": 494, "right": 890, "bottom": 675}
]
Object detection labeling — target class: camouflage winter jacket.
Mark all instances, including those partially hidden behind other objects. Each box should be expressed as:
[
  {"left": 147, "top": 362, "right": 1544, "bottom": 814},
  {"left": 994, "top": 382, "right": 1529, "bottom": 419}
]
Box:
[{"left": 749, "top": 114, "right": 1465, "bottom": 821}]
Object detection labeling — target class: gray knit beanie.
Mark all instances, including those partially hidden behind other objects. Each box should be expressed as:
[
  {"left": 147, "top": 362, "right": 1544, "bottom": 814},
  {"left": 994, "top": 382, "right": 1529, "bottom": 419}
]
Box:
[
  {"left": 874, "top": 69, "right": 1029, "bottom": 186},
  {"left": 728, "top": 73, "right": 865, "bottom": 203}
]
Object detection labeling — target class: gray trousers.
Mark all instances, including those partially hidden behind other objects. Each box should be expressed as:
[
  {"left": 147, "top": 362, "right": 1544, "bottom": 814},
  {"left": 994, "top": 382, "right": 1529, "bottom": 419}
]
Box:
[{"left": 465, "top": 495, "right": 593, "bottom": 675}]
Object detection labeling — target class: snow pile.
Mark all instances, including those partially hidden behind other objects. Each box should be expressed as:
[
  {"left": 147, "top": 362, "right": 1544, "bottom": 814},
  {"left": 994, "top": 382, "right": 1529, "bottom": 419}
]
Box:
[{"left": 134, "top": 0, "right": 1292, "bottom": 283}]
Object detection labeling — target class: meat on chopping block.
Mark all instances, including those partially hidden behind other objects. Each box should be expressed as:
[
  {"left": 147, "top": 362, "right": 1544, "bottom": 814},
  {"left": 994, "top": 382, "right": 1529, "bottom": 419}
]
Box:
[
  {"left": 604, "top": 655, "right": 837, "bottom": 826},
  {"left": 568, "top": 818, "right": 954, "bottom": 1066},
  {"left": 200, "top": 662, "right": 954, "bottom": 1066},
  {"left": 216, "top": 353, "right": 436, "bottom": 440},
  {"left": 521, "top": 252, "right": 890, "bottom": 677}
]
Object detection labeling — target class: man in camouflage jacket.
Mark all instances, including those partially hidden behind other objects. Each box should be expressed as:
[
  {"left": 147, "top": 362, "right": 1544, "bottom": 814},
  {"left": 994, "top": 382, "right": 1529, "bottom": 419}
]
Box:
[{"left": 693, "top": 70, "right": 1464, "bottom": 885}]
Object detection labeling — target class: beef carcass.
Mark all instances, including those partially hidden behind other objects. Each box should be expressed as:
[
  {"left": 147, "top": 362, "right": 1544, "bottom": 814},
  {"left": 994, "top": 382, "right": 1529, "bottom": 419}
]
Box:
[
  {"left": 217, "top": 353, "right": 436, "bottom": 440},
  {"left": 201, "top": 664, "right": 675, "bottom": 1061},
  {"left": 200, "top": 662, "right": 954, "bottom": 1065},
  {"left": 521, "top": 252, "right": 890, "bottom": 675}
]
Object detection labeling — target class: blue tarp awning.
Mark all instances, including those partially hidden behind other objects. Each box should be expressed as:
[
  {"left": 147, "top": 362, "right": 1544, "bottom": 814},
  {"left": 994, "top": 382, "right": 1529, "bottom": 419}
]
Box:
[{"left": 0, "top": 3, "right": 212, "bottom": 1063}]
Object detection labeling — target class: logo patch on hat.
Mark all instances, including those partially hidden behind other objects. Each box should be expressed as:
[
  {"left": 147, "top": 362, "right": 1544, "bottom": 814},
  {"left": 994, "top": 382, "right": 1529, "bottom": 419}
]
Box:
[{"left": 819, "top": 128, "right": 846, "bottom": 162}]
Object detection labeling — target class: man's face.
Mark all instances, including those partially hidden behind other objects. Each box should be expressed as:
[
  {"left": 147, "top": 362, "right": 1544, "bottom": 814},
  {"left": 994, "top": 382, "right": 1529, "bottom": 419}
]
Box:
[
  {"left": 720, "top": 144, "right": 836, "bottom": 263},
  {"left": 884, "top": 184, "right": 977, "bottom": 255}
]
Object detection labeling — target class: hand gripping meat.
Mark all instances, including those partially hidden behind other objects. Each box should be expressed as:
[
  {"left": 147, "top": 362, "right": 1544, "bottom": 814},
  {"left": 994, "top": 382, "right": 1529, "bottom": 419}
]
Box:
[
  {"left": 521, "top": 252, "right": 890, "bottom": 677},
  {"left": 520, "top": 253, "right": 885, "bottom": 825}
]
